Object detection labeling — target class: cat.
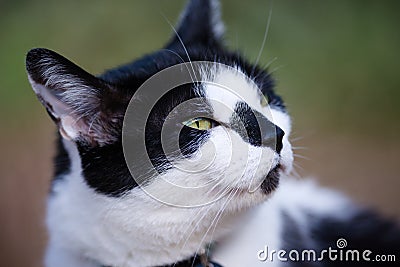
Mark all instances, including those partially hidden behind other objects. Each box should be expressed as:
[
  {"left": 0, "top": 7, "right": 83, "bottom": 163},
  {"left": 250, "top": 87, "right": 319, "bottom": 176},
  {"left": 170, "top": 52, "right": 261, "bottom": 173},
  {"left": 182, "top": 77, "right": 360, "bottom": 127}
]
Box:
[{"left": 26, "top": 0, "right": 400, "bottom": 266}]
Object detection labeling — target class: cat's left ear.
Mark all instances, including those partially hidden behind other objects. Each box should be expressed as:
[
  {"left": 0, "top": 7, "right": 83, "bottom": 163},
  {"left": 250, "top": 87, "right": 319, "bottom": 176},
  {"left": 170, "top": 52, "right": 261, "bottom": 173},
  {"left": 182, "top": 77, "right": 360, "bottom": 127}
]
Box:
[
  {"left": 26, "top": 48, "right": 125, "bottom": 146},
  {"left": 166, "top": 0, "right": 224, "bottom": 49}
]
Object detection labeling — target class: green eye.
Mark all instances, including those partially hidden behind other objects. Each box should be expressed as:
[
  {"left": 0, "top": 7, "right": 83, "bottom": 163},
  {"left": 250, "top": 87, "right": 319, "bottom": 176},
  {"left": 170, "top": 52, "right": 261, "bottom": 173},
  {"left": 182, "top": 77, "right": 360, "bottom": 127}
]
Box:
[{"left": 183, "top": 118, "right": 217, "bottom": 130}]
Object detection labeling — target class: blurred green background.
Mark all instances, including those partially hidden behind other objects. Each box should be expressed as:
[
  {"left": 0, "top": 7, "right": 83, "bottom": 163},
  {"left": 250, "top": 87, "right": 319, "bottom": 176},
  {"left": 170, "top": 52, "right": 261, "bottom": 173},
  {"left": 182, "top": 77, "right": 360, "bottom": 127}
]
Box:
[{"left": 1, "top": 1, "right": 399, "bottom": 266}]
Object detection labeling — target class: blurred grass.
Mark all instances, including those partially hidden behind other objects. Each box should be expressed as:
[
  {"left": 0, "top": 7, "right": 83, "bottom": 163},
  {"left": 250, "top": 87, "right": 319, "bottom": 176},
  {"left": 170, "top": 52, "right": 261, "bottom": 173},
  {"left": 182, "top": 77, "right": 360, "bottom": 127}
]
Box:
[{"left": 1, "top": 0, "right": 400, "bottom": 139}]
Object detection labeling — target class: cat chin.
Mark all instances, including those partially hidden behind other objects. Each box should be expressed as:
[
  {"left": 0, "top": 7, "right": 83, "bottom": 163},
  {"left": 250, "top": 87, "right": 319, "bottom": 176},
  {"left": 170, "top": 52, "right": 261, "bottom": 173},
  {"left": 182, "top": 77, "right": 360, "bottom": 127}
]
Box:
[
  {"left": 223, "top": 181, "right": 280, "bottom": 214},
  {"left": 219, "top": 165, "right": 284, "bottom": 216},
  {"left": 221, "top": 191, "right": 272, "bottom": 217}
]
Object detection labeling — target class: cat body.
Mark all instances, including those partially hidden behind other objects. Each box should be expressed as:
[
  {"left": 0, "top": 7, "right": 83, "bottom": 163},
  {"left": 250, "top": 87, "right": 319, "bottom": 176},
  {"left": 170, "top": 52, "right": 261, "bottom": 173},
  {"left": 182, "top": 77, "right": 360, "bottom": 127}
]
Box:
[{"left": 26, "top": 1, "right": 400, "bottom": 266}]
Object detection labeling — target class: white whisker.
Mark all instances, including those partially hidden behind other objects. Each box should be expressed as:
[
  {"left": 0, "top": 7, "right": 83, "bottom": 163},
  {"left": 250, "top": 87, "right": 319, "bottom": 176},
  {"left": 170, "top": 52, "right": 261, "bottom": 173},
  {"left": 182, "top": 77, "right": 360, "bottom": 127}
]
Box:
[
  {"left": 159, "top": 48, "right": 196, "bottom": 84},
  {"left": 162, "top": 15, "right": 198, "bottom": 82},
  {"left": 251, "top": 1, "right": 274, "bottom": 76},
  {"left": 293, "top": 153, "right": 311, "bottom": 161}
]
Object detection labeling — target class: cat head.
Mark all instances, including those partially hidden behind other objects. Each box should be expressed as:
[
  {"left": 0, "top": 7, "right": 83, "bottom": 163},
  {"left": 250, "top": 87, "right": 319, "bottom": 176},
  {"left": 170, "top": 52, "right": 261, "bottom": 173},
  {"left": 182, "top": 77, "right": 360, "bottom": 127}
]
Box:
[{"left": 26, "top": 0, "right": 293, "bottom": 208}]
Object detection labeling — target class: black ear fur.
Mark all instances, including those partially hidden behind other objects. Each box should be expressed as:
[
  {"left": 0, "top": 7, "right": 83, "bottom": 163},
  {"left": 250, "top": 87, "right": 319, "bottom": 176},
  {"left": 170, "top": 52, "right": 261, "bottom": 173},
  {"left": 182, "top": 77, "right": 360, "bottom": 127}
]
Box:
[
  {"left": 26, "top": 48, "right": 124, "bottom": 145},
  {"left": 166, "top": 0, "right": 224, "bottom": 49}
]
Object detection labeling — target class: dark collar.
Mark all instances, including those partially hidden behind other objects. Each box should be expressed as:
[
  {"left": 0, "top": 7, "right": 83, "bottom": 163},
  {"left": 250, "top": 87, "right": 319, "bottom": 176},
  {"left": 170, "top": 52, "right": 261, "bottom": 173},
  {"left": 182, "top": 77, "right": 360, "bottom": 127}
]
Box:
[
  {"left": 159, "top": 253, "right": 223, "bottom": 267},
  {"left": 103, "top": 253, "right": 223, "bottom": 267}
]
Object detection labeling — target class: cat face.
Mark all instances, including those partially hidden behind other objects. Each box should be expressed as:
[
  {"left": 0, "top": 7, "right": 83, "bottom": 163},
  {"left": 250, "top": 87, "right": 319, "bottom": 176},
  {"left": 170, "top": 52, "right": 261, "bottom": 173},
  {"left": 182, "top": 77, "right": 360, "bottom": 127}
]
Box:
[{"left": 26, "top": 0, "right": 293, "bottom": 208}]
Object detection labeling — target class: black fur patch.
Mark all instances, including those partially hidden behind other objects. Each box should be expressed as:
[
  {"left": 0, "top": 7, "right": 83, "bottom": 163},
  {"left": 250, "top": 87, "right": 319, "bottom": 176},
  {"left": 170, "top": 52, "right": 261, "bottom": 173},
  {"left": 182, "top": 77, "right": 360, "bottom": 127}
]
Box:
[
  {"left": 51, "top": 134, "right": 71, "bottom": 193},
  {"left": 103, "top": 254, "right": 224, "bottom": 267},
  {"left": 260, "top": 164, "right": 280, "bottom": 194},
  {"left": 78, "top": 140, "right": 136, "bottom": 197},
  {"left": 282, "top": 210, "right": 400, "bottom": 266},
  {"left": 231, "top": 102, "right": 284, "bottom": 151},
  {"left": 165, "top": 0, "right": 223, "bottom": 49}
]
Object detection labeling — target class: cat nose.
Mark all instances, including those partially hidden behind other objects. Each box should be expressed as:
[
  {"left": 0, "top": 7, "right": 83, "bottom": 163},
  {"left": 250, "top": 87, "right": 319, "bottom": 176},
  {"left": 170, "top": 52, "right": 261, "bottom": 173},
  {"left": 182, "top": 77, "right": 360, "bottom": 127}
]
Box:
[
  {"left": 231, "top": 102, "right": 285, "bottom": 152},
  {"left": 267, "top": 125, "right": 284, "bottom": 153},
  {"left": 243, "top": 113, "right": 285, "bottom": 152},
  {"left": 257, "top": 116, "right": 285, "bottom": 153}
]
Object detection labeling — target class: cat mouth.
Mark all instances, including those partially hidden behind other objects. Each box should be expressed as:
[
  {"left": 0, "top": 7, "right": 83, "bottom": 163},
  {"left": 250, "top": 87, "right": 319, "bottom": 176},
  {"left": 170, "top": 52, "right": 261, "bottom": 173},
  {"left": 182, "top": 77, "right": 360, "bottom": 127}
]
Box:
[{"left": 226, "top": 164, "right": 282, "bottom": 196}]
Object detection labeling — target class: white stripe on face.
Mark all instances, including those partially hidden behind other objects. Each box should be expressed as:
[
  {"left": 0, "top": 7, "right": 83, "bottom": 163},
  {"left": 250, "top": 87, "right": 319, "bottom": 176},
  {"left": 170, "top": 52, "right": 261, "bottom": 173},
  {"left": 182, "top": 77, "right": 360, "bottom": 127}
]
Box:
[{"left": 202, "top": 64, "right": 270, "bottom": 124}]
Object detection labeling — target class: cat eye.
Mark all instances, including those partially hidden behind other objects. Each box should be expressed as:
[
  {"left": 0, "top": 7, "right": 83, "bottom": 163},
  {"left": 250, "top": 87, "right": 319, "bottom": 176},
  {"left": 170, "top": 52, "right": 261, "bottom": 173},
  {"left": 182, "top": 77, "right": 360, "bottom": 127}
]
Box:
[{"left": 182, "top": 118, "right": 218, "bottom": 131}]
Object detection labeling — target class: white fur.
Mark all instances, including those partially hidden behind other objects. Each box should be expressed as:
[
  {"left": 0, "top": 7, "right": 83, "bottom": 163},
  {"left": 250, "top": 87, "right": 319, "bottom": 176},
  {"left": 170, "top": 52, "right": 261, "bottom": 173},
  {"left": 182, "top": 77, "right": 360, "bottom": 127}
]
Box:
[
  {"left": 212, "top": 195, "right": 283, "bottom": 267},
  {"left": 203, "top": 64, "right": 268, "bottom": 122}
]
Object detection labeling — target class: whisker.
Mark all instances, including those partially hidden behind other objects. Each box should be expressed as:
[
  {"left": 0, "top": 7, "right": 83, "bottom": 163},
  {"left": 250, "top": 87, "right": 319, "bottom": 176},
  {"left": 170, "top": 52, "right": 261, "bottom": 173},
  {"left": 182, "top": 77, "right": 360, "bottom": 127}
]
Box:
[
  {"left": 177, "top": 204, "right": 211, "bottom": 245},
  {"left": 177, "top": 183, "right": 233, "bottom": 248},
  {"left": 193, "top": 185, "right": 241, "bottom": 264},
  {"left": 162, "top": 14, "right": 198, "bottom": 81},
  {"left": 206, "top": 186, "right": 241, "bottom": 261},
  {"left": 252, "top": 57, "right": 278, "bottom": 82},
  {"left": 251, "top": 1, "right": 274, "bottom": 77},
  {"left": 291, "top": 161, "right": 307, "bottom": 179},
  {"left": 290, "top": 164, "right": 302, "bottom": 179},
  {"left": 292, "top": 146, "right": 309, "bottom": 150},
  {"left": 177, "top": 175, "right": 242, "bottom": 261},
  {"left": 293, "top": 161, "right": 305, "bottom": 171},
  {"left": 293, "top": 153, "right": 311, "bottom": 161},
  {"left": 263, "top": 56, "right": 278, "bottom": 70},
  {"left": 290, "top": 129, "right": 316, "bottom": 144},
  {"left": 269, "top": 64, "right": 285, "bottom": 75},
  {"left": 159, "top": 48, "right": 196, "bottom": 84},
  {"left": 290, "top": 135, "right": 306, "bottom": 142}
]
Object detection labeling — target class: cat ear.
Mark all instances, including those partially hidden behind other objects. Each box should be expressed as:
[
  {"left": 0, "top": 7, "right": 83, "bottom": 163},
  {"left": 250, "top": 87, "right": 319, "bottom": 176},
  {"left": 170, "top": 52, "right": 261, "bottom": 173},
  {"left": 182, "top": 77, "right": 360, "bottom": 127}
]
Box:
[
  {"left": 166, "top": 0, "right": 225, "bottom": 48},
  {"left": 26, "top": 48, "right": 122, "bottom": 145}
]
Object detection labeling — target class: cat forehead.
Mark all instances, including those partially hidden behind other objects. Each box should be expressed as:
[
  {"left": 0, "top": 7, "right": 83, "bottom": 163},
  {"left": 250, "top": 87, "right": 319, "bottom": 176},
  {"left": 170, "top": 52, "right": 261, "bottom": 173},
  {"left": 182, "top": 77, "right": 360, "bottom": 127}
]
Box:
[{"left": 201, "top": 64, "right": 266, "bottom": 122}]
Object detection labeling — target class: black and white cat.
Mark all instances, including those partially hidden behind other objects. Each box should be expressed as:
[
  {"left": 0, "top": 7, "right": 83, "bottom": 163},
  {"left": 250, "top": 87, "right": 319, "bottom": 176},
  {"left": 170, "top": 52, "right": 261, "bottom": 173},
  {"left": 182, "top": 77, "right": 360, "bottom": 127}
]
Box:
[{"left": 26, "top": 0, "right": 399, "bottom": 266}]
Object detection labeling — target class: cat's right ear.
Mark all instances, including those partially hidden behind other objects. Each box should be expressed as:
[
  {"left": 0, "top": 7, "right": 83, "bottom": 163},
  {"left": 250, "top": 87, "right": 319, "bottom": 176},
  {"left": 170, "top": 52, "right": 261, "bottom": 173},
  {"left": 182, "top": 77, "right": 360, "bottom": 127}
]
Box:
[
  {"left": 26, "top": 48, "right": 123, "bottom": 146},
  {"left": 166, "top": 0, "right": 225, "bottom": 49}
]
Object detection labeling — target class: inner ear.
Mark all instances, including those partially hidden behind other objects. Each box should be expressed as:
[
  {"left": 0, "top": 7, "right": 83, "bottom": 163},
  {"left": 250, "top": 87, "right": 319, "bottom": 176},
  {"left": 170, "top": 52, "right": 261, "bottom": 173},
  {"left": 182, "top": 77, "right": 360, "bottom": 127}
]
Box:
[
  {"left": 165, "top": 0, "right": 225, "bottom": 49},
  {"left": 28, "top": 76, "right": 78, "bottom": 140},
  {"left": 26, "top": 48, "right": 123, "bottom": 145}
]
